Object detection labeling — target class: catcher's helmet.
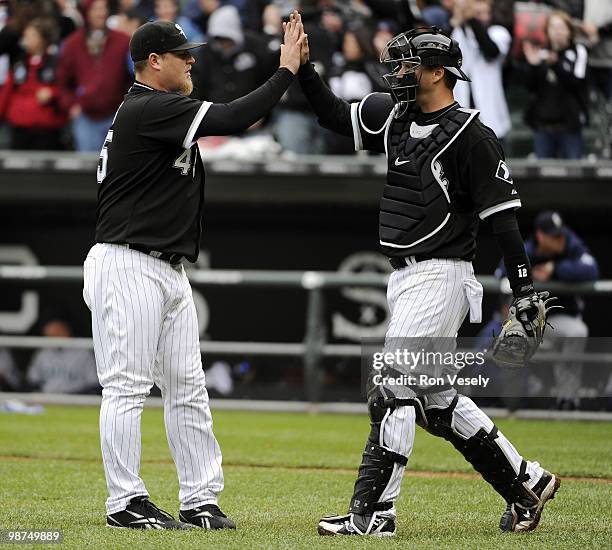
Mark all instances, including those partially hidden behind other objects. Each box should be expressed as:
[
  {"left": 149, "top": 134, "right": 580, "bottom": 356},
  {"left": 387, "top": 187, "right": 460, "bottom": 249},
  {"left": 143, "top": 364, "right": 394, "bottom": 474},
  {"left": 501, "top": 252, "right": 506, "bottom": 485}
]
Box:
[{"left": 380, "top": 27, "right": 470, "bottom": 117}]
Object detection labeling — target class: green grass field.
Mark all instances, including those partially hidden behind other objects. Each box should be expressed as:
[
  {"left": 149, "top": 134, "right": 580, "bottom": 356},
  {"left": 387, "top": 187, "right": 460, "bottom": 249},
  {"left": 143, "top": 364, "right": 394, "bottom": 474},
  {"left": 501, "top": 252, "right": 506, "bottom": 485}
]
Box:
[{"left": 1, "top": 406, "right": 610, "bottom": 549}]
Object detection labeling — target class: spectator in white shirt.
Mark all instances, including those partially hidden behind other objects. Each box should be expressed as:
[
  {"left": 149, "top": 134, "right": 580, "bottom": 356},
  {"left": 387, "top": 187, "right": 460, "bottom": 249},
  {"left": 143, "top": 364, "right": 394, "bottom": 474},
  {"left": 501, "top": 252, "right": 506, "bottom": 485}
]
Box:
[{"left": 451, "top": 0, "right": 512, "bottom": 140}]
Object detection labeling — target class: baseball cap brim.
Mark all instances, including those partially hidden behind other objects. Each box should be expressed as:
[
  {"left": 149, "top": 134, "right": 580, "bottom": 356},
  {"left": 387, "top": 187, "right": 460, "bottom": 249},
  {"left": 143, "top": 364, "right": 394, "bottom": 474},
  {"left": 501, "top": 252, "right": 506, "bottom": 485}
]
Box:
[
  {"left": 165, "top": 41, "right": 206, "bottom": 53},
  {"left": 445, "top": 65, "right": 471, "bottom": 82}
]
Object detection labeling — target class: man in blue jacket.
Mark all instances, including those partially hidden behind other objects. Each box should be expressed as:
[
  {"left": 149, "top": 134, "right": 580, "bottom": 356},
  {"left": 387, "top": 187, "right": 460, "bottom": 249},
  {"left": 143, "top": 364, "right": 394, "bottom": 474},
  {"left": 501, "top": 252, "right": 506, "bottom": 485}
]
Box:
[{"left": 496, "top": 211, "right": 599, "bottom": 409}]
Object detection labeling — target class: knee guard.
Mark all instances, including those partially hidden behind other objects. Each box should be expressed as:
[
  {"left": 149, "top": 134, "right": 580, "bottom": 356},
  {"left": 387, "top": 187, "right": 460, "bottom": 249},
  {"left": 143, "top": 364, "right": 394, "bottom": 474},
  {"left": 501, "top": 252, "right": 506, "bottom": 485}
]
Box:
[
  {"left": 348, "top": 391, "right": 409, "bottom": 515},
  {"left": 423, "top": 395, "right": 538, "bottom": 508}
]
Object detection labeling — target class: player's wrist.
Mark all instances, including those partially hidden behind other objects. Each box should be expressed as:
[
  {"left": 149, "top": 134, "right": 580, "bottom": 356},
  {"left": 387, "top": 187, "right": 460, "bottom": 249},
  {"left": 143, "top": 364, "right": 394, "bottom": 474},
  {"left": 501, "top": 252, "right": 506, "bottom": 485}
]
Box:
[
  {"left": 513, "top": 283, "right": 535, "bottom": 299},
  {"left": 279, "top": 63, "right": 299, "bottom": 75},
  {"left": 298, "top": 63, "right": 319, "bottom": 87},
  {"left": 298, "top": 61, "right": 316, "bottom": 78}
]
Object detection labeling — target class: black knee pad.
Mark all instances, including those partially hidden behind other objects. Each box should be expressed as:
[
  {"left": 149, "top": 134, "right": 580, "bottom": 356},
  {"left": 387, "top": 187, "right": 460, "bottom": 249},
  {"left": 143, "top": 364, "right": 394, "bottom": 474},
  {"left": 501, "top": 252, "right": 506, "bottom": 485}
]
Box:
[
  {"left": 366, "top": 391, "right": 388, "bottom": 445},
  {"left": 367, "top": 386, "right": 426, "bottom": 442},
  {"left": 423, "top": 396, "right": 537, "bottom": 507}
]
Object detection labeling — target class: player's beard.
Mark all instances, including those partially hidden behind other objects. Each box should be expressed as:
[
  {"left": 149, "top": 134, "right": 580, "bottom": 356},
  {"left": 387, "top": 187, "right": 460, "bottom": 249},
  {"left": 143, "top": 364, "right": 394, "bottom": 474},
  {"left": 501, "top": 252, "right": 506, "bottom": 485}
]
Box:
[{"left": 180, "top": 75, "right": 193, "bottom": 96}]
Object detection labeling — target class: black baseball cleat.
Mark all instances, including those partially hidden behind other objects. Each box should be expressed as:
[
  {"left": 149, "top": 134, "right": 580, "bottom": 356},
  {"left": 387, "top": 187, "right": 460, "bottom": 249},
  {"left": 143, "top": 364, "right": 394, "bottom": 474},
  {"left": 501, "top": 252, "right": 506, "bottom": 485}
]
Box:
[
  {"left": 500, "top": 471, "right": 561, "bottom": 532},
  {"left": 179, "top": 504, "right": 236, "bottom": 530},
  {"left": 107, "top": 496, "right": 194, "bottom": 529},
  {"left": 317, "top": 512, "right": 396, "bottom": 537}
]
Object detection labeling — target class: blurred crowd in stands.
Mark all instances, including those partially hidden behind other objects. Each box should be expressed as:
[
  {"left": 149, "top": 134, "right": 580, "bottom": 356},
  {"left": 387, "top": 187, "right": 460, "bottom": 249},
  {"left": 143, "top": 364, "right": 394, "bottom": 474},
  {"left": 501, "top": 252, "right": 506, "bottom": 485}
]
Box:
[{"left": 0, "top": 0, "right": 611, "bottom": 158}]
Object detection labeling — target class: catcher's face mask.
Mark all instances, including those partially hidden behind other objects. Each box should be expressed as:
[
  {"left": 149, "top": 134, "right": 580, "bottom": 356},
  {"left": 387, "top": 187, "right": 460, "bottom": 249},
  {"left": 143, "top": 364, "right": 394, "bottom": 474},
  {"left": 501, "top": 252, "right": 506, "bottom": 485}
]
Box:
[
  {"left": 380, "top": 28, "right": 471, "bottom": 118},
  {"left": 380, "top": 32, "right": 421, "bottom": 118}
]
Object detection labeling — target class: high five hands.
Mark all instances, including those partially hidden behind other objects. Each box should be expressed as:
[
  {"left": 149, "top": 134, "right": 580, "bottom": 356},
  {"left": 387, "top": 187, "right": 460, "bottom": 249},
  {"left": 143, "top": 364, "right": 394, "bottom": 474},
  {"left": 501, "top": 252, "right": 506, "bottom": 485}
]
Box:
[
  {"left": 294, "top": 11, "right": 310, "bottom": 66},
  {"left": 280, "top": 10, "right": 308, "bottom": 74}
]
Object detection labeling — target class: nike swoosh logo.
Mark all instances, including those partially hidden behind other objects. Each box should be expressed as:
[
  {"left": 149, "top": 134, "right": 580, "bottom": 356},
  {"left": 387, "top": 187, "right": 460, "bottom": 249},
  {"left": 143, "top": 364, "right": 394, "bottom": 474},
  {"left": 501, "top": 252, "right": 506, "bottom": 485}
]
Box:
[{"left": 394, "top": 158, "right": 410, "bottom": 166}]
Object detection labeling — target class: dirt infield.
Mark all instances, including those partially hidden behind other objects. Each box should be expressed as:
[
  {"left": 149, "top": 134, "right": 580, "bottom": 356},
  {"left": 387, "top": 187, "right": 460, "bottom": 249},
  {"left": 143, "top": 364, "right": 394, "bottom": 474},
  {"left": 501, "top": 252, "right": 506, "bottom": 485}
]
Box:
[{"left": 1, "top": 453, "right": 610, "bottom": 484}]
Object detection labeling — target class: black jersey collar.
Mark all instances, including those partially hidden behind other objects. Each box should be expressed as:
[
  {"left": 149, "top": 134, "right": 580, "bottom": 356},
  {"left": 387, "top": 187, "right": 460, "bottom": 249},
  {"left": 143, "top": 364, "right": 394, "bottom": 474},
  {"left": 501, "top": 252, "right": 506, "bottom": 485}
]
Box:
[
  {"left": 417, "top": 101, "right": 458, "bottom": 123},
  {"left": 131, "top": 81, "right": 155, "bottom": 92}
]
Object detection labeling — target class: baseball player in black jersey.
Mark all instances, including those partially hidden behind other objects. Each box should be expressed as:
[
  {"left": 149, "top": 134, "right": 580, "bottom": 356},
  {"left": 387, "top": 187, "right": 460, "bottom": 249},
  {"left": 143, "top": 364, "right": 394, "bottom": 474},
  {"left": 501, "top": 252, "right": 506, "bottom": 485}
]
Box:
[
  {"left": 83, "top": 16, "right": 306, "bottom": 530},
  {"left": 296, "top": 24, "right": 561, "bottom": 536}
]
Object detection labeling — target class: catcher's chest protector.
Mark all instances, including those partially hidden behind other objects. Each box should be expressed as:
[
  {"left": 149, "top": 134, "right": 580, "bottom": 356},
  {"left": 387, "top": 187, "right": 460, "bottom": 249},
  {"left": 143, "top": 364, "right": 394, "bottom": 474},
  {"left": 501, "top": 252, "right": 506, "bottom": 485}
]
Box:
[{"left": 381, "top": 108, "right": 475, "bottom": 249}]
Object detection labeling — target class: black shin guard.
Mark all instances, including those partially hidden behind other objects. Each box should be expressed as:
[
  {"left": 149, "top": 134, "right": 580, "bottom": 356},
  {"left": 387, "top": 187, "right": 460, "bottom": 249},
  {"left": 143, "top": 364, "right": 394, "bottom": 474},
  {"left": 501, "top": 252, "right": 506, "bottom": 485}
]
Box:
[
  {"left": 349, "top": 442, "right": 408, "bottom": 514},
  {"left": 424, "top": 396, "right": 538, "bottom": 507},
  {"left": 348, "top": 396, "right": 409, "bottom": 515}
]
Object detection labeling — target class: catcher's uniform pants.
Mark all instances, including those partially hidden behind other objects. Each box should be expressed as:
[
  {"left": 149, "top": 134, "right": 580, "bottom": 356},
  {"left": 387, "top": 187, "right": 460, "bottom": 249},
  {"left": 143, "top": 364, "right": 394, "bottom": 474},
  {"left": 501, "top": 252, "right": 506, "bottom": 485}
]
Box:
[
  {"left": 83, "top": 243, "right": 224, "bottom": 514},
  {"left": 376, "top": 259, "right": 545, "bottom": 506}
]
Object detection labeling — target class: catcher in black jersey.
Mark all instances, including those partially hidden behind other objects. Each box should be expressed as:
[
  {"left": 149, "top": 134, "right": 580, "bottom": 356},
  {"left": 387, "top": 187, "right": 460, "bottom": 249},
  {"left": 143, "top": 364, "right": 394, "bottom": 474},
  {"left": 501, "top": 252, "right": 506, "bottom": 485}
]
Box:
[{"left": 296, "top": 22, "right": 560, "bottom": 536}]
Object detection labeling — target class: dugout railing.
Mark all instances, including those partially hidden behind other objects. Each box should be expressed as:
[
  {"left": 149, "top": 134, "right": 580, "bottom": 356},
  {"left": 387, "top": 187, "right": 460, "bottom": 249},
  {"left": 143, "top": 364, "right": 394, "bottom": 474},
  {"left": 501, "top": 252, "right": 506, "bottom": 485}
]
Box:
[{"left": 0, "top": 266, "right": 611, "bottom": 402}]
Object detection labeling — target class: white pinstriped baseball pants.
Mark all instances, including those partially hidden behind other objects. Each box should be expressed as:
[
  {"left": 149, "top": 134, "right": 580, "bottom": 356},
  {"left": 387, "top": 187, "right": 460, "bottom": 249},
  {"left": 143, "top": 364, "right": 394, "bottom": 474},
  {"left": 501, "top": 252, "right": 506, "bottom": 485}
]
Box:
[
  {"left": 375, "top": 259, "right": 544, "bottom": 507},
  {"left": 83, "top": 243, "right": 223, "bottom": 515}
]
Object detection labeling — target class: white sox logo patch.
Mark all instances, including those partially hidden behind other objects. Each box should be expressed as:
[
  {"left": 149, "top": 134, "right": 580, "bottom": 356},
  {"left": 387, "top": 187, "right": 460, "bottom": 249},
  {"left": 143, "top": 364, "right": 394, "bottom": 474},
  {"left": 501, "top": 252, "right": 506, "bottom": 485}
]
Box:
[
  {"left": 495, "top": 160, "right": 517, "bottom": 194},
  {"left": 495, "top": 160, "right": 513, "bottom": 184}
]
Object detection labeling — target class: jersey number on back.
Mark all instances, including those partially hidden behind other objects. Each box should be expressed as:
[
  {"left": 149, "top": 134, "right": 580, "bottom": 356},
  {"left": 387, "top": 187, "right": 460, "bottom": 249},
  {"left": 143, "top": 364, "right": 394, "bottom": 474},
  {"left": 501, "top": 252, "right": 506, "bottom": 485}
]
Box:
[
  {"left": 173, "top": 148, "right": 194, "bottom": 176},
  {"left": 97, "top": 130, "right": 113, "bottom": 184}
]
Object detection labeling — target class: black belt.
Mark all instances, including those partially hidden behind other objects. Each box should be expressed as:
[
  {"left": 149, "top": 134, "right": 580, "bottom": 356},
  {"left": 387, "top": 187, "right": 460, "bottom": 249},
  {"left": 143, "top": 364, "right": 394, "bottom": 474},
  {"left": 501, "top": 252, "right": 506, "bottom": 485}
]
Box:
[
  {"left": 388, "top": 255, "right": 433, "bottom": 270},
  {"left": 124, "top": 244, "right": 183, "bottom": 265}
]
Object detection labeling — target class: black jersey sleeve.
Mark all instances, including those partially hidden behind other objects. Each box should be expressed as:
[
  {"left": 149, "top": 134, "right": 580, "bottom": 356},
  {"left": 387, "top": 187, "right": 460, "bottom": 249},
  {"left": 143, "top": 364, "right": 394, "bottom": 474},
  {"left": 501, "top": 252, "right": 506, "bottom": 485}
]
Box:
[
  {"left": 138, "top": 92, "right": 212, "bottom": 149},
  {"left": 462, "top": 132, "right": 522, "bottom": 220},
  {"left": 139, "top": 68, "right": 294, "bottom": 145},
  {"left": 297, "top": 61, "right": 353, "bottom": 137},
  {"left": 298, "top": 62, "right": 394, "bottom": 152},
  {"left": 490, "top": 209, "right": 534, "bottom": 295},
  {"left": 195, "top": 68, "right": 294, "bottom": 137},
  {"left": 351, "top": 92, "right": 396, "bottom": 154}
]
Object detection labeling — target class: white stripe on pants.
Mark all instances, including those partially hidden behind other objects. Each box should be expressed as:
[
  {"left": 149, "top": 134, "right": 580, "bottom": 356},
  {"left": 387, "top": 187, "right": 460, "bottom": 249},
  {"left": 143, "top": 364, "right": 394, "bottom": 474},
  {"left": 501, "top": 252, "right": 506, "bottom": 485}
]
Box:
[
  {"left": 83, "top": 243, "right": 223, "bottom": 514},
  {"left": 375, "top": 259, "right": 543, "bottom": 506}
]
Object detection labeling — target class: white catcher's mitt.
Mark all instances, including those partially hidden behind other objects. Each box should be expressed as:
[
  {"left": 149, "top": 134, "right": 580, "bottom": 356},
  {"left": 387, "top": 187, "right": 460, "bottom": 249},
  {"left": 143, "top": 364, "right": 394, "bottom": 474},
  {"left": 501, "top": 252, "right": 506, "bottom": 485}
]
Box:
[{"left": 492, "top": 290, "right": 561, "bottom": 368}]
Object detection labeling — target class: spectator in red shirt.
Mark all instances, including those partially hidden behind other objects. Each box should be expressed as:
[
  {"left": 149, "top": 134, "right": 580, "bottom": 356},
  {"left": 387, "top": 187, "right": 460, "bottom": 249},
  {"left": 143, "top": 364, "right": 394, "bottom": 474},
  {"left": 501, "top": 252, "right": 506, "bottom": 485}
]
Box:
[
  {"left": 56, "top": 0, "right": 131, "bottom": 152},
  {"left": 0, "top": 17, "right": 68, "bottom": 150}
]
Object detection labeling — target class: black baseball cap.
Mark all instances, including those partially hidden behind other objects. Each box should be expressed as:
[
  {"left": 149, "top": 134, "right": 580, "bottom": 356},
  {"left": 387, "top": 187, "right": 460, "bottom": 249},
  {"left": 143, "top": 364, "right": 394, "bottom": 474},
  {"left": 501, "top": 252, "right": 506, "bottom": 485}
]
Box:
[
  {"left": 130, "top": 21, "right": 204, "bottom": 62},
  {"left": 535, "top": 211, "right": 565, "bottom": 236}
]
